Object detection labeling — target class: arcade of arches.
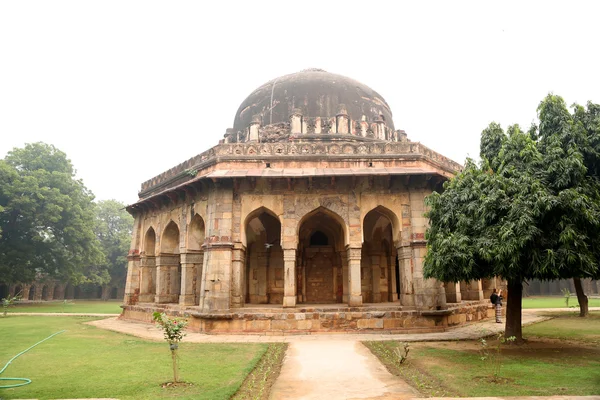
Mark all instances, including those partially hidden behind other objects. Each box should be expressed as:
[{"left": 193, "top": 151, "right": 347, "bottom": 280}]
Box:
[
  {"left": 121, "top": 69, "right": 500, "bottom": 333},
  {"left": 0, "top": 282, "right": 124, "bottom": 302},
  {"left": 124, "top": 192, "right": 502, "bottom": 312}
]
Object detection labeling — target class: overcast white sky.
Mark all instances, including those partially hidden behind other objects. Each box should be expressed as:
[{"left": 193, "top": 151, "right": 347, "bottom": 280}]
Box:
[{"left": 1, "top": 1, "right": 599, "bottom": 205}]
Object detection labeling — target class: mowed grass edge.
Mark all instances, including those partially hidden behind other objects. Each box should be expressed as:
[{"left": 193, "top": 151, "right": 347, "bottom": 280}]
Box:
[
  {"left": 0, "top": 316, "right": 269, "bottom": 400},
  {"left": 364, "top": 312, "right": 600, "bottom": 397}
]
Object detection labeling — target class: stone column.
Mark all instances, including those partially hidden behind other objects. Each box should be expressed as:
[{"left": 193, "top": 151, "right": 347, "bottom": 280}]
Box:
[
  {"left": 461, "top": 280, "right": 484, "bottom": 300},
  {"left": 179, "top": 252, "right": 203, "bottom": 306},
  {"left": 248, "top": 115, "right": 261, "bottom": 142},
  {"left": 389, "top": 254, "right": 399, "bottom": 301},
  {"left": 481, "top": 278, "right": 497, "bottom": 299},
  {"left": 53, "top": 283, "right": 67, "bottom": 300},
  {"left": 396, "top": 246, "right": 414, "bottom": 307},
  {"left": 347, "top": 246, "right": 363, "bottom": 306},
  {"left": 336, "top": 104, "right": 349, "bottom": 134},
  {"left": 33, "top": 286, "right": 42, "bottom": 301},
  {"left": 138, "top": 255, "right": 156, "bottom": 303},
  {"left": 22, "top": 285, "right": 31, "bottom": 301},
  {"left": 290, "top": 109, "right": 303, "bottom": 135},
  {"left": 444, "top": 282, "right": 462, "bottom": 303},
  {"left": 155, "top": 254, "right": 180, "bottom": 303},
  {"left": 47, "top": 284, "right": 56, "bottom": 301},
  {"left": 283, "top": 248, "right": 296, "bottom": 307},
  {"left": 199, "top": 182, "right": 234, "bottom": 312},
  {"left": 231, "top": 243, "right": 246, "bottom": 308},
  {"left": 370, "top": 253, "right": 381, "bottom": 303},
  {"left": 341, "top": 254, "right": 349, "bottom": 303}
]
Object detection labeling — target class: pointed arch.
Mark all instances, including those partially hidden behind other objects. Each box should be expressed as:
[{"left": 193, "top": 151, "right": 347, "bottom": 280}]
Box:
[
  {"left": 296, "top": 206, "right": 348, "bottom": 304},
  {"left": 361, "top": 205, "right": 401, "bottom": 243},
  {"left": 297, "top": 206, "right": 348, "bottom": 249},
  {"left": 41, "top": 285, "right": 49, "bottom": 300},
  {"left": 362, "top": 206, "right": 399, "bottom": 303},
  {"left": 144, "top": 227, "right": 156, "bottom": 256},
  {"left": 244, "top": 206, "right": 283, "bottom": 304},
  {"left": 241, "top": 206, "right": 282, "bottom": 247},
  {"left": 160, "top": 221, "right": 180, "bottom": 254},
  {"left": 187, "top": 214, "right": 205, "bottom": 251}
]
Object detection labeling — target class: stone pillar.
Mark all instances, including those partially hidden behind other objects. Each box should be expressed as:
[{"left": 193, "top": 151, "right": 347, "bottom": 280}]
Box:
[
  {"left": 347, "top": 246, "right": 363, "bottom": 306},
  {"left": 200, "top": 182, "right": 234, "bottom": 312},
  {"left": 290, "top": 108, "right": 303, "bottom": 135},
  {"left": 195, "top": 253, "right": 204, "bottom": 305},
  {"left": 445, "top": 282, "right": 462, "bottom": 303},
  {"left": 461, "top": 280, "right": 484, "bottom": 300},
  {"left": 155, "top": 254, "right": 180, "bottom": 303},
  {"left": 389, "top": 254, "right": 398, "bottom": 301},
  {"left": 341, "top": 255, "right": 349, "bottom": 303},
  {"left": 371, "top": 253, "right": 381, "bottom": 303},
  {"left": 481, "top": 278, "right": 496, "bottom": 299},
  {"left": 231, "top": 243, "right": 246, "bottom": 308},
  {"left": 53, "top": 283, "right": 67, "bottom": 300},
  {"left": 33, "top": 285, "right": 42, "bottom": 301},
  {"left": 248, "top": 115, "right": 261, "bottom": 142},
  {"left": 179, "top": 252, "right": 203, "bottom": 306},
  {"left": 336, "top": 104, "right": 349, "bottom": 134},
  {"left": 283, "top": 248, "right": 296, "bottom": 307},
  {"left": 46, "top": 284, "right": 56, "bottom": 301},
  {"left": 138, "top": 255, "right": 156, "bottom": 303},
  {"left": 375, "top": 118, "right": 386, "bottom": 140},
  {"left": 396, "top": 246, "right": 414, "bottom": 307},
  {"left": 22, "top": 285, "right": 31, "bottom": 301}
]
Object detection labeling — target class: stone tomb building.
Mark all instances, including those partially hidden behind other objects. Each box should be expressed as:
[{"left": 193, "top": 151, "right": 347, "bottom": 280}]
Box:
[{"left": 122, "top": 69, "right": 496, "bottom": 333}]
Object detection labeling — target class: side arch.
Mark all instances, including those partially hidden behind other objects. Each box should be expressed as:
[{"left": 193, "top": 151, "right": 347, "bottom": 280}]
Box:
[
  {"left": 361, "top": 205, "right": 401, "bottom": 243},
  {"left": 241, "top": 206, "right": 282, "bottom": 247},
  {"left": 143, "top": 226, "right": 156, "bottom": 256},
  {"left": 160, "top": 221, "right": 180, "bottom": 254}
]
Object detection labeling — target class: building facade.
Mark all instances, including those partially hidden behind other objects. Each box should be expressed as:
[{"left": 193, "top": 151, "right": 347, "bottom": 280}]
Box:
[{"left": 122, "top": 69, "right": 496, "bottom": 333}]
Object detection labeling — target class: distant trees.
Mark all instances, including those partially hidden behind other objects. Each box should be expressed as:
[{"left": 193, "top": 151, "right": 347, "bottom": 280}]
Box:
[
  {"left": 424, "top": 95, "right": 600, "bottom": 341},
  {"left": 87, "top": 200, "right": 133, "bottom": 298},
  {"left": 0, "top": 142, "right": 132, "bottom": 292},
  {"left": 0, "top": 143, "right": 103, "bottom": 284}
]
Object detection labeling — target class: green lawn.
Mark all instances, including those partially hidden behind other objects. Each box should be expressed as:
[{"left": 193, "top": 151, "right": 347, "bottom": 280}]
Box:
[
  {"left": 366, "top": 311, "right": 600, "bottom": 397},
  {"left": 8, "top": 300, "right": 123, "bottom": 314},
  {"left": 0, "top": 316, "right": 267, "bottom": 399},
  {"left": 522, "top": 295, "right": 600, "bottom": 309},
  {"left": 523, "top": 311, "right": 600, "bottom": 344}
]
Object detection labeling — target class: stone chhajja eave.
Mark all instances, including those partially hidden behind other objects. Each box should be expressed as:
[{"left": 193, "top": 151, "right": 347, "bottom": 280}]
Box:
[
  {"left": 127, "top": 165, "right": 447, "bottom": 215},
  {"left": 137, "top": 140, "right": 462, "bottom": 199}
]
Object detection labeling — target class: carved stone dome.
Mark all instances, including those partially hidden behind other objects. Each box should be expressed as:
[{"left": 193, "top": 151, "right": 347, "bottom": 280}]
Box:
[{"left": 232, "top": 69, "right": 395, "bottom": 133}]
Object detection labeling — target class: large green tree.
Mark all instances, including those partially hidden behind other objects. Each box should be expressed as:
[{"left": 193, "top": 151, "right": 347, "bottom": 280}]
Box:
[
  {"left": 424, "top": 95, "right": 600, "bottom": 341},
  {"left": 85, "top": 199, "right": 133, "bottom": 297},
  {"left": 0, "top": 143, "right": 103, "bottom": 283}
]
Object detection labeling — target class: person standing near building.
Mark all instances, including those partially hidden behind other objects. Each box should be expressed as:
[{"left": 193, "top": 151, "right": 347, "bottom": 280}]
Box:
[{"left": 490, "top": 288, "right": 503, "bottom": 323}]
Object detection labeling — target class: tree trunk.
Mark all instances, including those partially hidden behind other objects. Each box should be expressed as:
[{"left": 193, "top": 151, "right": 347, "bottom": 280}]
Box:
[
  {"left": 504, "top": 278, "right": 523, "bottom": 342},
  {"left": 171, "top": 349, "right": 178, "bottom": 383},
  {"left": 573, "top": 277, "right": 589, "bottom": 317}
]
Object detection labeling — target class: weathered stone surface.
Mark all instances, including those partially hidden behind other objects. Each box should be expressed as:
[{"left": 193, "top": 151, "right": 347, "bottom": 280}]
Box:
[{"left": 120, "top": 70, "right": 509, "bottom": 336}]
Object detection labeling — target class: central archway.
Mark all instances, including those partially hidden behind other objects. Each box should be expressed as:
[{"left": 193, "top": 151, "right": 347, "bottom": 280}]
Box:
[{"left": 297, "top": 208, "right": 346, "bottom": 304}]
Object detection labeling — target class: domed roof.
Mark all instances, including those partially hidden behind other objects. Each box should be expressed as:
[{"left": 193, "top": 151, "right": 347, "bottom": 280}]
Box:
[{"left": 233, "top": 69, "right": 395, "bottom": 132}]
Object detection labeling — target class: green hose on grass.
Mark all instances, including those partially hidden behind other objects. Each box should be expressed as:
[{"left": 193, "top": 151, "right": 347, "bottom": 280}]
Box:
[{"left": 0, "top": 330, "right": 66, "bottom": 389}]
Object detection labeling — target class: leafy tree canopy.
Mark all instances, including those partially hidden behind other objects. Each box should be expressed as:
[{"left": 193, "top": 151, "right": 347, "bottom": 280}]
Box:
[
  {"left": 424, "top": 95, "right": 600, "bottom": 339},
  {"left": 85, "top": 199, "right": 133, "bottom": 287},
  {"left": 0, "top": 142, "right": 104, "bottom": 283}
]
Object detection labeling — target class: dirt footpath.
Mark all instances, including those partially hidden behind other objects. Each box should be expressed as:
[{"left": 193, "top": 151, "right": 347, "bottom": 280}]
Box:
[{"left": 268, "top": 340, "right": 419, "bottom": 400}]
